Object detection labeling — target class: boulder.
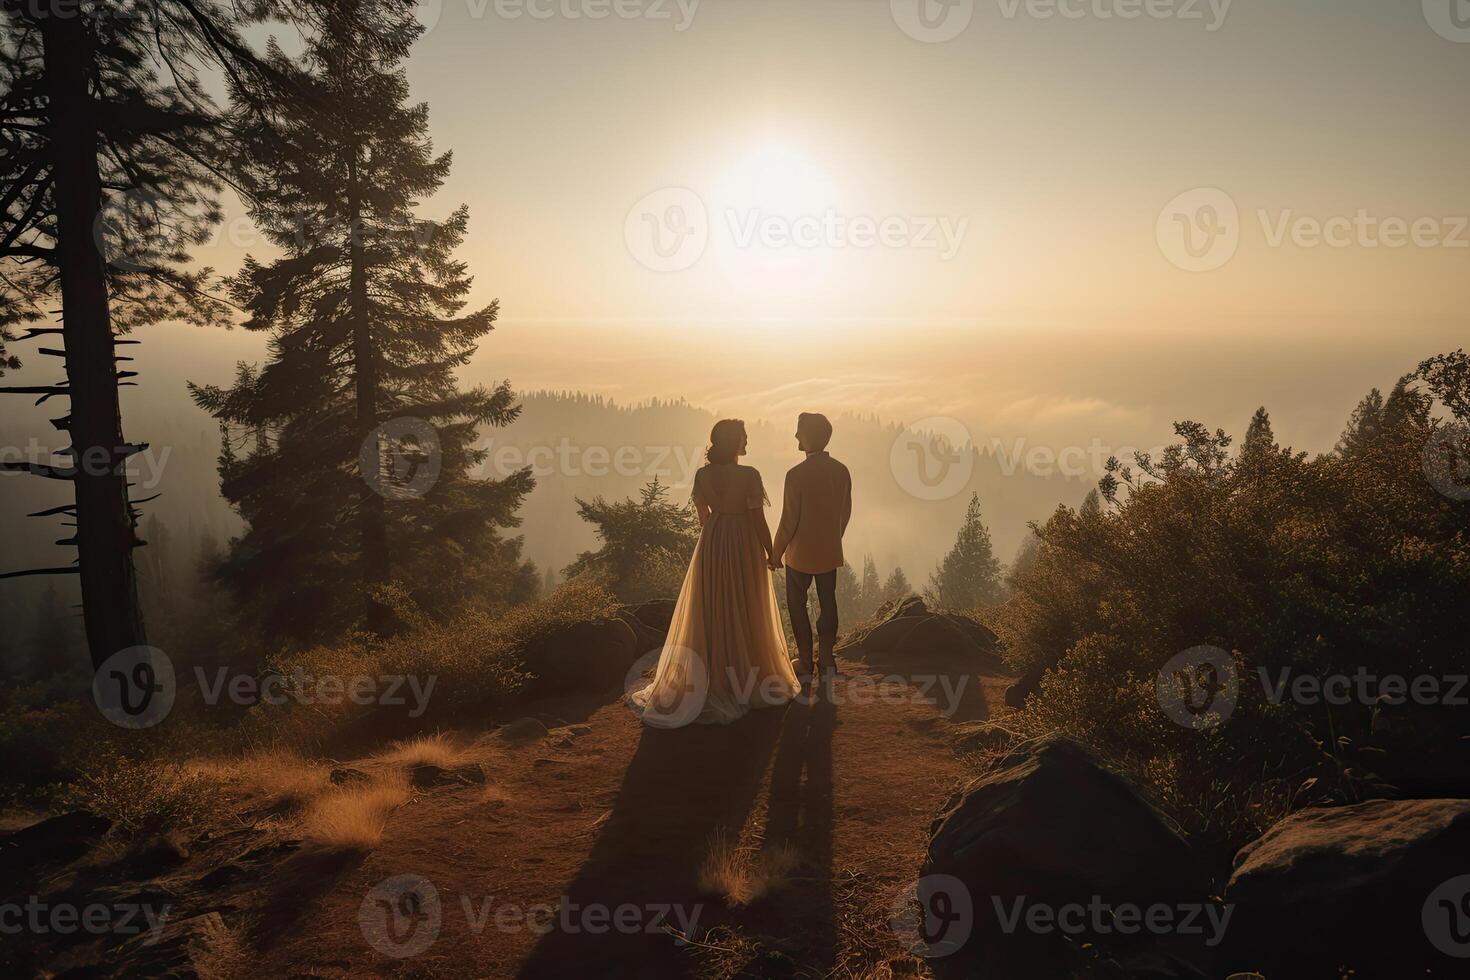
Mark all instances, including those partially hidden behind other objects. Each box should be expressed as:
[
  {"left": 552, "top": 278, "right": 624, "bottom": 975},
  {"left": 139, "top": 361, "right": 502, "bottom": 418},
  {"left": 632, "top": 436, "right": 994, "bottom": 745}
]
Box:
[
  {"left": 617, "top": 598, "right": 677, "bottom": 652},
  {"left": 616, "top": 610, "right": 666, "bottom": 651},
  {"left": 518, "top": 616, "right": 639, "bottom": 698},
  {"left": 624, "top": 597, "right": 676, "bottom": 633},
  {"left": 878, "top": 594, "right": 929, "bottom": 620},
  {"left": 1222, "top": 798, "right": 1470, "bottom": 975},
  {"left": 838, "top": 596, "right": 1005, "bottom": 721},
  {"left": 923, "top": 735, "right": 1209, "bottom": 978},
  {"left": 841, "top": 597, "right": 1003, "bottom": 673}
]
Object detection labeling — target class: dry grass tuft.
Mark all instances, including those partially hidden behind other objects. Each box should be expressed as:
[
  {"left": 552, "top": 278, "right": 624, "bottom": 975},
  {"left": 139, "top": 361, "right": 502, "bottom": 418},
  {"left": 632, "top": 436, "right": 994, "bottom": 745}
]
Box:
[
  {"left": 188, "top": 913, "right": 249, "bottom": 980},
  {"left": 251, "top": 754, "right": 332, "bottom": 809},
  {"left": 218, "top": 749, "right": 332, "bottom": 810},
  {"left": 698, "top": 830, "right": 803, "bottom": 907},
  {"left": 186, "top": 749, "right": 333, "bottom": 813},
  {"left": 301, "top": 771, "right": 410, "bottom": 852},
  {"left": 376, "top": 732, "right": 463, "bottom": 769}
]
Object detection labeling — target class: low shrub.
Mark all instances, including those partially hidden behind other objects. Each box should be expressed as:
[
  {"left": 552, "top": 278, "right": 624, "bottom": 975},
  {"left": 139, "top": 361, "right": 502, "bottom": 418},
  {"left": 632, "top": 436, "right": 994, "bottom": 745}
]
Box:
[
  {"left": 994, "top": 357, "right": 1470, "bottom": 855},
  {"left": 63, "top": 754, "right": 222, "bottom": 835}
]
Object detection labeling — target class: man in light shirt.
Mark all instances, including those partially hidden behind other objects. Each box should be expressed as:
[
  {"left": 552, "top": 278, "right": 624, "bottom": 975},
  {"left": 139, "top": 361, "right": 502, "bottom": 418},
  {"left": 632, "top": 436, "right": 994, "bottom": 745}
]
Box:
[{"left": 770, "top": 412, "right": 852, "bottom": 686}]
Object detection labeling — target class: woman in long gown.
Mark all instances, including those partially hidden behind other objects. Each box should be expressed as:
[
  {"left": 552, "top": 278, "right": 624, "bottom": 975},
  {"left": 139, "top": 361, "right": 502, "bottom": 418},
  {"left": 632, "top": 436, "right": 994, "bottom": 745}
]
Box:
[{"left": 630, "top": 419, "right": 799, "bottom": 728}]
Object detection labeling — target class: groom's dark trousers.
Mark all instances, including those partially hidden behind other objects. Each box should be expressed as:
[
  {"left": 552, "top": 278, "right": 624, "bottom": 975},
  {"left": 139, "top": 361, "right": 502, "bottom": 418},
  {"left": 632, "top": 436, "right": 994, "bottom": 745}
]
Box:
[{"left": 785, "top": 568, "right": 837, "bottom": 675}]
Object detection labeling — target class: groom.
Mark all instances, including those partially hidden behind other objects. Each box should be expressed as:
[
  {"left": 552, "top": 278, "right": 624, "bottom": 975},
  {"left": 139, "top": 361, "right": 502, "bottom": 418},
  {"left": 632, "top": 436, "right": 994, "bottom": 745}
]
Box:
[{"left": 769, "top": 413, "right": 852, "bottom": 686}]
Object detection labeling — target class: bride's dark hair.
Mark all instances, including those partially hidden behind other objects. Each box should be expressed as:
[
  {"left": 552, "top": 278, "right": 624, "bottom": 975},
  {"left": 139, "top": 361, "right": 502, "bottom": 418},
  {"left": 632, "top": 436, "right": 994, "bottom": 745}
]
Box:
[{"left": 705, "top": 419, "right": 746, "bottom": 464}]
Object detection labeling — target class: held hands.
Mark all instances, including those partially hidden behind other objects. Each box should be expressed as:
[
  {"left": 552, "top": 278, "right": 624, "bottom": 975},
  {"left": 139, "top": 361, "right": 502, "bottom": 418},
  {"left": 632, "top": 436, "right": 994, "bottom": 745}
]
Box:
[{"left": 767, "top": 554, "right": 784, "bottom": 572}]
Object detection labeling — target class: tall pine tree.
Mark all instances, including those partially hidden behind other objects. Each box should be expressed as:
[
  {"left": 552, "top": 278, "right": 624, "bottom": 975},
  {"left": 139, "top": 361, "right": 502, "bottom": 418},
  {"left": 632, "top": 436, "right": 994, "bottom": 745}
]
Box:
[
  {"left": 859, "top": 554, "right": 881, "bottom": 619},
  {"left": 881, "top": 565, "right": 913, "bottom": 604},
  {"left": 0, "top": 0, "right": 260, "bottom": 670},
  {"left": 927, "top": 491, "right": 1002, "bottom": 611},
  {"left": 190, "top": 0, "right": 532, "bottom": 643}
]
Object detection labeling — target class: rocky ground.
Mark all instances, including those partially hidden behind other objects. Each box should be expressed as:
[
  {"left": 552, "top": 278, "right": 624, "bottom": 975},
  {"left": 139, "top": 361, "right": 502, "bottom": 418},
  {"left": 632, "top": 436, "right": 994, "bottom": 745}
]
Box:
[
  {"left": 0, "top": 598, "right": 1012, "bottom": 979},
  {"left": 6, "top": 597, "right": 1468, "bottom": 978}
]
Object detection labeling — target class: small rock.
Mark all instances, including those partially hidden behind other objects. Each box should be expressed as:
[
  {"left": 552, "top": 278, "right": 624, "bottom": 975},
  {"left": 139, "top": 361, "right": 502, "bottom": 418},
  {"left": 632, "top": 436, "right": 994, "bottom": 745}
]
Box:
[
  {"left": 329, "top": 766, "right": 370, "bottom": 785},
  {"left": 567, "top": 724, "right": 593, "bottom": 737},
  {"left": 496, "top": 717, "right": 549, "bottom": 743},
  {"left": 197, "top": 862, "right": 248, "bottom": 890},
  {"left": 123, "top": 833, "right": 190, "bottom": 875},
  {"left": 408, "top": 763, "right": 486, "bottom": 788}
]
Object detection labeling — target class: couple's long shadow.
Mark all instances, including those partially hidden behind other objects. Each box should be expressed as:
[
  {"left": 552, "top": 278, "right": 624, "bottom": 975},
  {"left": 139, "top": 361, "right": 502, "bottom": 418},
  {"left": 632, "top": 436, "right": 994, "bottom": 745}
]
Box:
[
  {"left": 515, "top": 696, "right": 836, "bottom": 978},
  {"left": 759, "top": 694, "right": 838, "bottom": 968}
]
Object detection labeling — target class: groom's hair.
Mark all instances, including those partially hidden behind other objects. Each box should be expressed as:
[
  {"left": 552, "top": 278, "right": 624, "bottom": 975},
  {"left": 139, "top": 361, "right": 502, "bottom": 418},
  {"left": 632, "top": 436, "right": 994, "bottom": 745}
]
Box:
[{"left": 798, "top": 412, "right": 833, "bottom": 452}]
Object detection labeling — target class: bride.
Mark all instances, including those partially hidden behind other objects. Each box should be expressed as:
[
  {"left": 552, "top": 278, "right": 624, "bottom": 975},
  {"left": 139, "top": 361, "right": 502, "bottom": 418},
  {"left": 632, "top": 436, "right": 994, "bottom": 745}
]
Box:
[{"left": 630, "top": 419, "right": 799, "bottom": 728}]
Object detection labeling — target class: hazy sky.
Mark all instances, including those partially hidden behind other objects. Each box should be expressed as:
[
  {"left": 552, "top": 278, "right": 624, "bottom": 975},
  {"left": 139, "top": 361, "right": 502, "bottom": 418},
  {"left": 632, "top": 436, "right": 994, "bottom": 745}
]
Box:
[{"left": 70, "top": 1, "right": 1470, "bottom": 465}]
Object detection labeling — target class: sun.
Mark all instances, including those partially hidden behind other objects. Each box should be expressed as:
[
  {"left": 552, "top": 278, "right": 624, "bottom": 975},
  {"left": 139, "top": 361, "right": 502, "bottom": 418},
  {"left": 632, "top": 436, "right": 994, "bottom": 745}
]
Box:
[
  {"left": 704, "top": 140, "right": 845, "bottom": 316},
  {"left": 710, "top": 140, "right": 841, "bottom": 219}
]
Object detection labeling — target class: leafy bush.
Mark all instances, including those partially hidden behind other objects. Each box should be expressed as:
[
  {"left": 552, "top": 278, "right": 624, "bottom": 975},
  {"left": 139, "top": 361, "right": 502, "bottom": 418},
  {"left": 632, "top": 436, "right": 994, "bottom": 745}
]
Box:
[
  {"left": 563, "top": 478, "right": 698, "bottom": 602},
  {"left": 996, "top": 353, "right": 1470, "bottom": 855}
]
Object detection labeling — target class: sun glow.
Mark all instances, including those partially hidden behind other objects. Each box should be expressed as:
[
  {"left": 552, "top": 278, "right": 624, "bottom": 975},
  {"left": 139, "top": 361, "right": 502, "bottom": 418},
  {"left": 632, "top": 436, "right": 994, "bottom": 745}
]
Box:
[{"left": 705, "top": 141, "right": 846, "bottom": 316}]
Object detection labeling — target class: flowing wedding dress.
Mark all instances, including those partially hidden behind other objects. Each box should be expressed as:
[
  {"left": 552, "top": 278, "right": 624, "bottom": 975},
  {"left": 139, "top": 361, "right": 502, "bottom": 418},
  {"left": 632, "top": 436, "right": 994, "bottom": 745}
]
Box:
[{"left": 630, "top": 463, "right": 799, "bottom": 728}]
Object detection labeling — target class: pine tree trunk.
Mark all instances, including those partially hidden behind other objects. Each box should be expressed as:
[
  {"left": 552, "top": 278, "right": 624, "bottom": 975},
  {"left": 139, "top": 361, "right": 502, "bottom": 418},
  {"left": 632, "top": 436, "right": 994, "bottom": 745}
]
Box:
[
  {"left": 42, "top": 13, "right": 147, "bottom": 670},
  {"left": 347, "top": 162, "right": 391, "bottom": 634}
]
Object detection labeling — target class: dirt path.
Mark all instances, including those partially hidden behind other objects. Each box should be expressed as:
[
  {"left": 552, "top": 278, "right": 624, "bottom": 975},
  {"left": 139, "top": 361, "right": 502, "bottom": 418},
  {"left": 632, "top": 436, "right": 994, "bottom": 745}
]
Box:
[{"left": 259, "top": 661, "right": 1008, "bottom": 978}]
